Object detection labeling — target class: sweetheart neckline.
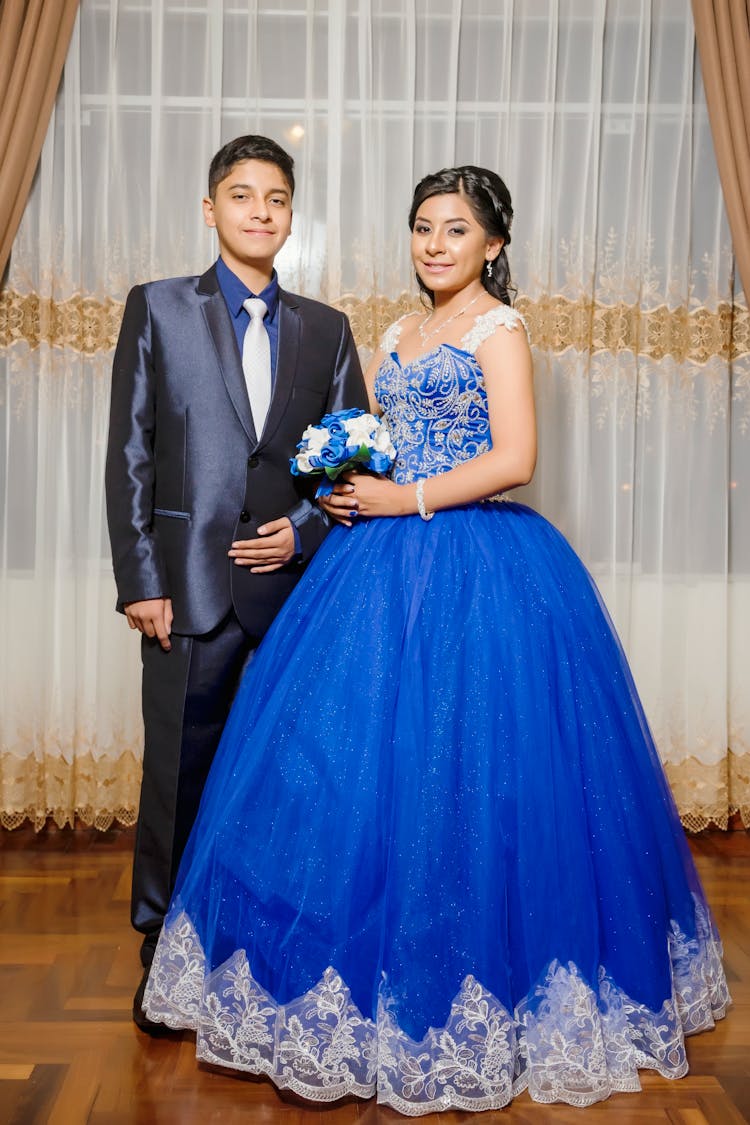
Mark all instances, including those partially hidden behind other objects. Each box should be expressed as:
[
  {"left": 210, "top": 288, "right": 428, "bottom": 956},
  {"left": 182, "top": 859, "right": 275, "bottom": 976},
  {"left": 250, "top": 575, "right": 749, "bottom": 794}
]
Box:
[{"left": 388, "top": 342, "right": 478, "bottom": 371}]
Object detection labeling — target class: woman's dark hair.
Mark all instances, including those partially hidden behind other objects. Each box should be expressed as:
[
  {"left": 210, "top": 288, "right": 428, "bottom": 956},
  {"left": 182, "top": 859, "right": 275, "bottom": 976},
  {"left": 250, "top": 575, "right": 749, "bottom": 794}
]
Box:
[
  {"left": 408, "top": 165, "right": 515, "bottom": 306},
  {"left": 208, "top": 135, "right": 295, "bottom": 199}
]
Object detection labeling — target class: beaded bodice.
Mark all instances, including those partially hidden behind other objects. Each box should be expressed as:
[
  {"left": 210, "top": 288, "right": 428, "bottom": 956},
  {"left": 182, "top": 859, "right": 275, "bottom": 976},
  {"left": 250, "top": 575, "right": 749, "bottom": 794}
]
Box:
[{"left": 373, "top": 305, "right": 527, "bottom": 485}]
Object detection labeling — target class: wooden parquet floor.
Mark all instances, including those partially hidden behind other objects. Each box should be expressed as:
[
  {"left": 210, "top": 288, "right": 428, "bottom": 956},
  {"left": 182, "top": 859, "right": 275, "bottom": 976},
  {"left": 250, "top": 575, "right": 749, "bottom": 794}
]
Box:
[{"left": 0, "top": 825, "right": 748, "bottom": 1125}]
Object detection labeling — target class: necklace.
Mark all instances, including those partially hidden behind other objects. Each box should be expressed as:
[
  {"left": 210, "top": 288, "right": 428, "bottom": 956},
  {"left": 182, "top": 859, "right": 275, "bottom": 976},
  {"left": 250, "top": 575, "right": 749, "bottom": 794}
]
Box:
[{"left": 417, "top": 292, "right": 482, "bottom": 345}]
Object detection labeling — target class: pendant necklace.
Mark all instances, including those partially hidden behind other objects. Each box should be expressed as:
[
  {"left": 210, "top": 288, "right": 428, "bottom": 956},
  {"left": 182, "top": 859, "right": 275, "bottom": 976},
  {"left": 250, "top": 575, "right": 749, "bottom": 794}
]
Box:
[{"left": 418, "top": 292, "right": 482, "bottom": 346}]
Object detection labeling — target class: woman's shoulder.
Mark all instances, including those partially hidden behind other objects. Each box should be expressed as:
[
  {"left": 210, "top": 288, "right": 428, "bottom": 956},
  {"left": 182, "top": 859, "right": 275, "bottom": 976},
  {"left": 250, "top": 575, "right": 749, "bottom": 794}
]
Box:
[
  {"left": 460, "top": 303, "right": 529, "bottom": 355},
  {"left": 380, "top": 311, "right": 423, "bottom": 355}
]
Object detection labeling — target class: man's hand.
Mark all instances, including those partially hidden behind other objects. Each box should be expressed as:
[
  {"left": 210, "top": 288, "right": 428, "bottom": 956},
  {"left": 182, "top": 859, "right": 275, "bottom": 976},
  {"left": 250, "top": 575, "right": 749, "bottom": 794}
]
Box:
[
  {"left": 124, "top": 597, "right": 174, "bottom": 651},
  {"left": 229, "top": 517, "right": 296, "bottom": 574}
]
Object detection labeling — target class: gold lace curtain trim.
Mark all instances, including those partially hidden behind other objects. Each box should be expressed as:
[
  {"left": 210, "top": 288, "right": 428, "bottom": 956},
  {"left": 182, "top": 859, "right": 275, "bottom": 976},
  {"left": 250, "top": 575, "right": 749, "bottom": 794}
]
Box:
[
  {"left": 1, "top": 749, "right": 748, "bottom": 834},
  {"left": 1, "top": 750, "right": 141, "bottom": 832},
  {"left": 664, "top": 751, "right": 750, "bottom": 833},
  {"left": 1, "top": 288, "right": 749, "bottom": 364}
]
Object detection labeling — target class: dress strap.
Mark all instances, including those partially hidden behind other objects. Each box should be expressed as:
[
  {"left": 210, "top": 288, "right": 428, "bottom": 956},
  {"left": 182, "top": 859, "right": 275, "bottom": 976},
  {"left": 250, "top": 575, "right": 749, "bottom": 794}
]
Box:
[
  {"left": 459, "top": 305, "right": 529, "bottom": 354},
  {"left": 380, "top": 313, "right": 417, "bottom": 355}
]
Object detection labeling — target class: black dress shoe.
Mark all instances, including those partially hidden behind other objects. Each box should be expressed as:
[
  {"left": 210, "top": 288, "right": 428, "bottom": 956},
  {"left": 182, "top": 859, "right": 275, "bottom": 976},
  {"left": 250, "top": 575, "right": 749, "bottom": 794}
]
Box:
[
  {"left": 133, "top": 967, "right": 179, "bottom": 1037},
  {"left": 140, "top": 930, "right": 160, "bottom": 968}
]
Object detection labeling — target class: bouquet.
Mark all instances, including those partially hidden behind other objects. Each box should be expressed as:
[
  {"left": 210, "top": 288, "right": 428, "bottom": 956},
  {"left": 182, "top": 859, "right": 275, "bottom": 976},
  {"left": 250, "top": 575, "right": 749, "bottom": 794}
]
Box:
[{"left": 290, "top": 407, "right": 396, "bottom": 497}]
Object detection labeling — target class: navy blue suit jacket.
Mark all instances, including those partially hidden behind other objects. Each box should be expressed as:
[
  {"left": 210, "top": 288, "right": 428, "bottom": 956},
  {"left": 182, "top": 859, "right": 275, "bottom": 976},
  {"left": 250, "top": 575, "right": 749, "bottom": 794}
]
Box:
[{"left": 105, "top": 264, "right": 366, "bottom": 637}]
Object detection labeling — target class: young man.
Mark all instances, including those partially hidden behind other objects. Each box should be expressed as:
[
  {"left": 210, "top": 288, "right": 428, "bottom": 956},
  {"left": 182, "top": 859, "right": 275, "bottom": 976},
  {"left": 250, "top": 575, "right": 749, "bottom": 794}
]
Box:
[{"left": 105, "top": 135, "right": 366, "bottom": 1031}]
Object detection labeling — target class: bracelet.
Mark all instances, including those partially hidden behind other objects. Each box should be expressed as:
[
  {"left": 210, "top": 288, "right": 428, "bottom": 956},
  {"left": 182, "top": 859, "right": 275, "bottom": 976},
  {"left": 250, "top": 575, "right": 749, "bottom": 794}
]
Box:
[{"left": 416, "top": 479, "right": 434, "bottom": 521}]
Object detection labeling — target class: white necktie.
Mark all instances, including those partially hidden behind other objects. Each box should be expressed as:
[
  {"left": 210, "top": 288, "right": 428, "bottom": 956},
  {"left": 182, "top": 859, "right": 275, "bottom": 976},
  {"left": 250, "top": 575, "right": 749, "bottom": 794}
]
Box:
[{"left": 242, "top": 297, "right": 272, "bottom": 436}]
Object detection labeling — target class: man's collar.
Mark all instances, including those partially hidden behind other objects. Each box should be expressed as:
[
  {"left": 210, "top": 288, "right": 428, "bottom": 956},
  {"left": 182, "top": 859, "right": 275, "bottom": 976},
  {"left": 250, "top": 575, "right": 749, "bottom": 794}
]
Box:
[{"left": 215, "top": 257, "right": 279, "bottom": 317}]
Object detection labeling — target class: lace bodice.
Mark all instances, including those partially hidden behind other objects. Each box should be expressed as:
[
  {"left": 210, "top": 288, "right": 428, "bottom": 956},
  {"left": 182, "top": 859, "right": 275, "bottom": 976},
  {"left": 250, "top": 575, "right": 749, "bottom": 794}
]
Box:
[{"left": 374, "top": 305, "right": 527, "bottom": 485}]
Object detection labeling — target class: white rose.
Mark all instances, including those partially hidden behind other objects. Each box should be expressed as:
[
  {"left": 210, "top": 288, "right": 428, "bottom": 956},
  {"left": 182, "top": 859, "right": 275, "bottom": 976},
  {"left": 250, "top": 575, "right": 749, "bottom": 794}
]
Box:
[
  {"left": 295, "top": 451, "right": 314, "bottom": 473},
  {"left": 344, "top": 414, "right": 378, "bottom": 447},
  {"left": 372, "top": 426, "right": 395, "bottom": 457},
  {"left": 303, "top": 426, "right": 330, "bottom": 454}
]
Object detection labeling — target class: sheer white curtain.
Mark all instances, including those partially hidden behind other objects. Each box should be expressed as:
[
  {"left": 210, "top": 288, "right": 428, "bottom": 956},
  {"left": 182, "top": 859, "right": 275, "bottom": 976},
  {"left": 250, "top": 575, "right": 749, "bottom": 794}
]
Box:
[{"left": 1, "top": 0, "right": 747, "bottom": 830}]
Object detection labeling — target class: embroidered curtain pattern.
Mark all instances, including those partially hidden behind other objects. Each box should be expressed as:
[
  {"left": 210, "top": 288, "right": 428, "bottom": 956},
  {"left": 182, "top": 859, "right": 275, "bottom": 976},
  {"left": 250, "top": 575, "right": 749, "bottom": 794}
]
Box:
[{"left": 0, "top": 0, "right": 748, "bottom": 831}]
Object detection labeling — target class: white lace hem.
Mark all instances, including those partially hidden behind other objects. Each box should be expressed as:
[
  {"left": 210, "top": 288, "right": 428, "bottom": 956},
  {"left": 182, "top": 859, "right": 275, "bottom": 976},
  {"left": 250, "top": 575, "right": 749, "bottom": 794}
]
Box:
[{"left": 143, "top": 896, "right": 729, "bottom": 1116}]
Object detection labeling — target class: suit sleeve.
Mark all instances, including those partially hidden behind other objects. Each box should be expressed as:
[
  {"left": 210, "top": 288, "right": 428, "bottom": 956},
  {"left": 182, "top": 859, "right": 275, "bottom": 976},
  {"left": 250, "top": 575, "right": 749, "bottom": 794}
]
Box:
[
  {"left": 105, "top": 285, "right": 168, "bottom": 610},
  {"left": 285, "top": 312, "right": 368, "bottom": 561}
]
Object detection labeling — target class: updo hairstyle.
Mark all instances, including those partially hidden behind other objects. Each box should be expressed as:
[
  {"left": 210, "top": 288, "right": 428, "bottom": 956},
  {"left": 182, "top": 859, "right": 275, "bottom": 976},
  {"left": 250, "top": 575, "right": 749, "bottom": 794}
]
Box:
[{"left": 408, "top": 165, "right": 515, "bottom": 306}]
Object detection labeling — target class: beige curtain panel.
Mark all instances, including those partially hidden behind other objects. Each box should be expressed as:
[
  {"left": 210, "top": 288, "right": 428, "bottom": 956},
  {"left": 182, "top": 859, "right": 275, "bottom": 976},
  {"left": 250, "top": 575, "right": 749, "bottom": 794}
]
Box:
[
  {"left": 692, "top": 0, "right": 750, "bottom": 300},
  {"left": 0, "top": 1, "right": 748, "bottom": 833},
  {"left": 0, "top": 0, "right": 80, "bottom": 281}
]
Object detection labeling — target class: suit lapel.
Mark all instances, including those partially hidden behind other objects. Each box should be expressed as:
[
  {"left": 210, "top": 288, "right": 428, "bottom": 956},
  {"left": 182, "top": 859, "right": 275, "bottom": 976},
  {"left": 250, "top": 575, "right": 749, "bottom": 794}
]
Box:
[
  {"left": 198, "top": 266, "right": 257, "bottom": 445},
  {"left": 261, "top": 289, "right": 300, "bottom": 446}
]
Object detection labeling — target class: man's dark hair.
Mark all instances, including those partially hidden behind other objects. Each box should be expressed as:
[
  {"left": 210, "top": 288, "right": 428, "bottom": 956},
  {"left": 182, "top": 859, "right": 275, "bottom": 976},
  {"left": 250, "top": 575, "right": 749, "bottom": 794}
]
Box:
[{"left": 208, "top": 135, "right": 295, "bottom": 199}]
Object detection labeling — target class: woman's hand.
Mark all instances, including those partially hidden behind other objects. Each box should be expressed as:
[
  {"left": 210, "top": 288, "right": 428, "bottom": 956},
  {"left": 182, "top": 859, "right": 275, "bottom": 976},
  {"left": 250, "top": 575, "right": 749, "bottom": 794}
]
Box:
[
  {"left": 318, "top": 480, "right": 359, "bottom": 527},
  {"left": 319, "top": 472, "right": 414, "bottom": 525}
]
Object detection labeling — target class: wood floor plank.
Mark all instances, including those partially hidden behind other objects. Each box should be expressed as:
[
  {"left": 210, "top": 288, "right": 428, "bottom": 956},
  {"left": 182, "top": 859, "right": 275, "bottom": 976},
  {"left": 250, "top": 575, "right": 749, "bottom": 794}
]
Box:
[
  {"left": 0, "top": 824, "right": 747, "bottom": 1124},
  {"left": 0, "top": 936, "right": 126, "bottom": 965},
  {"left": 47, "top": 1050, "right": 101, "bottom": 1125},
  {"left": 0, "top": 1064, "right": 34, "bottom": 1080}
]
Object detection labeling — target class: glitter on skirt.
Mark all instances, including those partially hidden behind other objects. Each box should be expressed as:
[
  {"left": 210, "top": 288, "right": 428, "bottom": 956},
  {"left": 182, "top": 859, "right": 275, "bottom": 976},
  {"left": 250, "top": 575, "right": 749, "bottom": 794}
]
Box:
[{"left": 144, "top": 504, "right": 729, "bottom": 1114}]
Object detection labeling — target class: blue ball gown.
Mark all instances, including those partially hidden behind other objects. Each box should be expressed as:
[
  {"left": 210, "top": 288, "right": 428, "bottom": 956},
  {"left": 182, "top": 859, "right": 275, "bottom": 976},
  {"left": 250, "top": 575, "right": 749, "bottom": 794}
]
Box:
[{"left": 143, "top": 306, "right": 729, "bottom": 1115}]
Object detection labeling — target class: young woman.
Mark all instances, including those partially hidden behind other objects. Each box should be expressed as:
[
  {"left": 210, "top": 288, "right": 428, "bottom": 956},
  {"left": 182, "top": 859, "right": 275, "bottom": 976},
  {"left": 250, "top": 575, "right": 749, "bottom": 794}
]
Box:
[{"left": 142, "top": 166, "right": 728, "bottom": 1115}]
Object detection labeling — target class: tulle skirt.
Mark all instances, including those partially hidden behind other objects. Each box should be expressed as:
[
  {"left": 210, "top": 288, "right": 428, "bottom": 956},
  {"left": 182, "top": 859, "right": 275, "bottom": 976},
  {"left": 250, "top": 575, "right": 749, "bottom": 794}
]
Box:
[{"left": 144, "top": 502, "right": 728, "bottom": 1115}]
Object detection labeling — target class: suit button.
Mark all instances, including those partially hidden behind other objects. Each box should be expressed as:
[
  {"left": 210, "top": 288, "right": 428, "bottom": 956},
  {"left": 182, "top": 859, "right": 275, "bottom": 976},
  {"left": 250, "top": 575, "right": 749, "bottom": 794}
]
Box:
[
  {"left": 239, "top": 510, "right": 251, "bottom": 523},
  {"left": 247, "top": 455, "right": 259, "bottom": 468}
]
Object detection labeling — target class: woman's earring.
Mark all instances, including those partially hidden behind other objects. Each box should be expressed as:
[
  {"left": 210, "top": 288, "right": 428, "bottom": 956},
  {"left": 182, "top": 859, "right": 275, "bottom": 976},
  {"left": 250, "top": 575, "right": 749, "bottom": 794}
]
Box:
[{"left": 486, "top": 260, "right": 493, "bottom": 278}]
